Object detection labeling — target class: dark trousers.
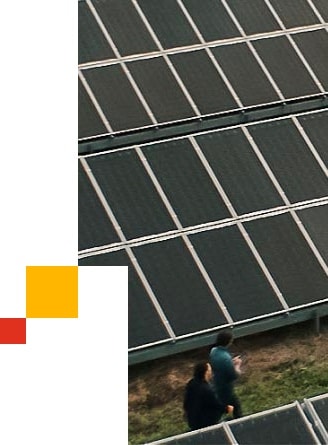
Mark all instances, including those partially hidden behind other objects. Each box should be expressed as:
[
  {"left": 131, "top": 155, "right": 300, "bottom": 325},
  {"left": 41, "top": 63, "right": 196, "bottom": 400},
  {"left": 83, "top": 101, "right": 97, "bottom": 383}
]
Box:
[{"left": 230, "top": 393, "right": 242, "bottom": 419}]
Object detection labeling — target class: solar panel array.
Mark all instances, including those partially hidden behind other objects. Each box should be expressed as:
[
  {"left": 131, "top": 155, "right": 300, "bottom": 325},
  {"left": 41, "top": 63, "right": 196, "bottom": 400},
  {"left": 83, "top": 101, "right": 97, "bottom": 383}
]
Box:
[
  {"left": 145, "top": 398, "right": 327, "bottom": 445},
  {"left": 78, "top": 0, "right": 328, "bottom": 364},
  {"left": 79, "top": 109, "right": 328, "bottom": 355},
  {"left": 78, "top": 0, "right": 328, "bottom": 140}
]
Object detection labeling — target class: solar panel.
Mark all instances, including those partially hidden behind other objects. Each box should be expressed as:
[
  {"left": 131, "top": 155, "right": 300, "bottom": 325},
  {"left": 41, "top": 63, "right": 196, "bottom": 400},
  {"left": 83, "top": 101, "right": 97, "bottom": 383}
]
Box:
[
  {"left": 244, "top": 212, "right": 327, "bottom": 307},
  {"left": 269, "top": 0, "right": 321, "bottom": 28},
  {"left": 309, "top": 394, "right": 328, "bottom": 432},
  {"left": 196, "top": 127, "right": 285, "bottom": 214},
  {"left": 298, "top": 109, "right": 328, "bottom": 166},
  {"left": 303, "top": 394, "right": 328, "bottom": 444},
  {"left": 229, "top": 402, "right": 320, "bottom": 445},
  {"left": 146, "top": 400, "right": 323, "bottom": 445},
  {"left": 78, "top": 0, "right": 328, "bottom": 141},
  {"left": 78, "top": 1, "right": 328, "bottom": 364},
  {"left": 144, "top": 423, "right": 232, "bottom": 444},
  {"left": 297, "top": 205, "right": 328, "bottom": 264},
  {"left": 78, "top": 109, "right": 328, "bottom": 362},
  {"left": 78, "top": 0, "right": 115, "bottom": 64},
  {"left": 225, "top": 0, "right": 281, "bottom": 34}
]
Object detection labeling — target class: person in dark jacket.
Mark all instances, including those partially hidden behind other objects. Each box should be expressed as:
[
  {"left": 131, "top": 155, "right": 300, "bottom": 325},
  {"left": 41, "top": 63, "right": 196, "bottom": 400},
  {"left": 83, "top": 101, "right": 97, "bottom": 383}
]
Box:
[
  {"left": 209, "top": 329, "right": 243, "bottom": 418},
  {"left": 183, "top": 362, "right": 233, "bottom": 430}
]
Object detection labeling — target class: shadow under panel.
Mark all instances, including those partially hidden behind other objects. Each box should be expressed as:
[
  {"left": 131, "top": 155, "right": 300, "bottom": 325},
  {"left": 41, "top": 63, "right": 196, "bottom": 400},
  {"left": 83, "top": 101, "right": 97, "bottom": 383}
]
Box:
[
  {"left": 252, "top": 36, "right": 320, "bottom": 99},
  {"left": 211, "top": 43, "right": 280, "bottom": 107},
  {"left": 137, "top": 0, "right": 200, "bottom": 49},
  {"left": 270, "top": 0, "right": 320, "bottom": 28},
  {"left": 297, "top": 204, "right": 328, "bottom": 264},
  {"left": 293, "top": 30, "right": 328, "bottom": 92},
  {"left": 78, "top": 162, "right": 120, "bottom": 251},
  {"left": 226, "top": 0, "right": 281, "bottom": 34},
  {"left": 78, "top": 1, "right": 115, "bottom": 64},
  {"left": 190, "top": 226, "right": 283, "bottom": 321},
  {"left": 92, "top": 0, "right": 158, "bottom": 57},
  {"left": 127, "top": 57, "right": 195, "bottom": 123},
  {"left": 196, "top": 127, "right": 284, "bottom": 215},
  {"left": 143, "top": 138, "right": 231, "bottom": 226},
  {"left": 87, "top": 150, "right": 176, "bottom": 240},
  {"left": 169, "top": 49, "right": 238, "bottom": 114},
  {"left": 133, "top": 237, "right": 227, "bottom": 336},
  {"left": 78, "top": 78, "right": 108, "bottom": 139},
  {"left": 297, "top": 110, "right": 328, "bottom": 167},
  {"left": 230, "top": 405, "right": 318, "bottom": 445},
  {"left": 244, "top": 213, "right": 328, "bottom": 307},
  {"left": 183, "top": 0, "right": 241, "bottom": 42},
  {"left": 83, "top": 65, "right": 153, "bottom": 132},
  {"left": 248, "top": 118, "right": 328, "bottom": 203},
  {"left": 78, "top": 249, "right": 170, "bottom": 349}
]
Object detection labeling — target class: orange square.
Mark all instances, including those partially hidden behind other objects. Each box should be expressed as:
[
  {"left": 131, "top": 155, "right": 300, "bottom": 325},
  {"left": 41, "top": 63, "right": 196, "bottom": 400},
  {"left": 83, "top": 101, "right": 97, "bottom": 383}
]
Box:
[{"left": 26, "top": 266, "right": 78, "bottom": 318}]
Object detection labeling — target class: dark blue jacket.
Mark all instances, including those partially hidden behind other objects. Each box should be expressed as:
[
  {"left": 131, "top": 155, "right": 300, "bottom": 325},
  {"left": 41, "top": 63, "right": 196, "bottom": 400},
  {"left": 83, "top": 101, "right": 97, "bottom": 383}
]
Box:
[{"left": 209, "top": 346, "right": 238, "bottom": 404}]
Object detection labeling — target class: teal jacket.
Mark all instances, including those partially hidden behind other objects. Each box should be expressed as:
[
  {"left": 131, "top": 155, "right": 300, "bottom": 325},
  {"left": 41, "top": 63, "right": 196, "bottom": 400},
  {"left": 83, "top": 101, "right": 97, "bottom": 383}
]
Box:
[{"left": 209, "top": 346, "right": 238, "bottom": 403}]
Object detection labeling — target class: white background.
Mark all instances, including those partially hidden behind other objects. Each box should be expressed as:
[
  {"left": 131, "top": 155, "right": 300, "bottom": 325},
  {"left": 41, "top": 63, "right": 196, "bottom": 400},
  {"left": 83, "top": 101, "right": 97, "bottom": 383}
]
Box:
[{"left": 1, "top": 2, "right": 127, "bottom": 443}]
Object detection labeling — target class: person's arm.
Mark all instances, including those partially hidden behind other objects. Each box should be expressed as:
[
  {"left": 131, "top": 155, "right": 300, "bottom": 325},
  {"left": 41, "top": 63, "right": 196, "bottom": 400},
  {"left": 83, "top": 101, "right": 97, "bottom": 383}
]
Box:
[{"left": 232, "top": 356, "right": 242, "bottom": 375}]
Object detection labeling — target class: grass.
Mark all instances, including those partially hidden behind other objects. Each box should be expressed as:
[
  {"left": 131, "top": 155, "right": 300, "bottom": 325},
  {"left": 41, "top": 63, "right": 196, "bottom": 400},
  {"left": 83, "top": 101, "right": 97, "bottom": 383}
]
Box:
[{"left": 128, "top": 322, "right": 328, "bottom": 445}]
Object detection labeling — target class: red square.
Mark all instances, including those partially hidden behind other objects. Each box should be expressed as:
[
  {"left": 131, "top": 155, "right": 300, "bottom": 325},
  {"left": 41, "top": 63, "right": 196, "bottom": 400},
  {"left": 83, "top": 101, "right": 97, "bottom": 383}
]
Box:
[{"left": 0, "top": 318, "right": 26, "bottom": 344}]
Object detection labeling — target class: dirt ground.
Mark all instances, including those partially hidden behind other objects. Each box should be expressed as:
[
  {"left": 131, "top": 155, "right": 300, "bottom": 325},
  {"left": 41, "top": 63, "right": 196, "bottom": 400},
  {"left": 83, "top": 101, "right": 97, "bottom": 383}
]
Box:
[{"left": 129, "top": 318, "right": 328, "bottom": 414}]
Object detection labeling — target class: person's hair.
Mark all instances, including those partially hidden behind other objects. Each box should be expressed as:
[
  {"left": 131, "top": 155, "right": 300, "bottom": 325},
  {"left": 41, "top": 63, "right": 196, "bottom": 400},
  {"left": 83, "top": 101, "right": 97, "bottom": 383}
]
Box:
[
  {"left": 193, "top": 362, "right": 209, "bottom": 380},
  {"left": 215, "top": 329, "right": 233, "bottom": 347}
]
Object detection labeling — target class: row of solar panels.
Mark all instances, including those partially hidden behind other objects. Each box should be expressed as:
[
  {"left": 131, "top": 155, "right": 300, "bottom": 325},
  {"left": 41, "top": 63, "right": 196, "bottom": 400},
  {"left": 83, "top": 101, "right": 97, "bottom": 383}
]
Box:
[
  {"left": 78, "top": 0, "right": 328, "bottom": 140},
  {"left": 79, "top": 0, "right": 328, "bottom": 63},
  {"left": 78, "top": 109, "right": 328, "bottom": 354},
  {"left": 145, "top": 393, "right": 328, "bottom": 445}
]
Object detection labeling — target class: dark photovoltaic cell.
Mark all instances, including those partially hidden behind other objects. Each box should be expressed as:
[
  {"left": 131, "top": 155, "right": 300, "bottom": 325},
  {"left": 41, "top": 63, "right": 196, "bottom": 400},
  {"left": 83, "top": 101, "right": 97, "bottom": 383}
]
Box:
[
  {"left": 169, "top": 49, "right": 238, "bottom": 114},
  {"left": 182, "top": 0, "right": 241, "bottom": 42},
  {"left": 312, "top": 0, "right": 328, "bottom": 21},
  {"left": 293, "top": 30, "right": 328, "bottom": 91},
  {"left": 137, "top": 0, "right": 200, "bottom": 49},
  {"left": 297, "top": 205, "right": 328, "bottom": 264},
  {"left": 83, "top": 65, "right": 152, "bottom": 132},
  {"left": 244, "top": 213, "right": 328, "bottom": 307},
  {"left": 248, "top": 118, "right": 328, "bottom": 203},
  {"left": 312, "top": 395, "right": 328, "bottom": 429},
  {"left": 78, "top": 1, "right": 115, "bottom": 64},
  {"left": 196, "top": 128, "right": 285, "bottom": 215},
  {"left": 78, "top": 162, "right": 120, "bottom": 251},
  {"left": 190, "top": 226, "right": 283, "bottom": 321},
  {"left": 78, "top": 249, "right": 170, "bottom": 348},
  {"left": 270, "top": 0, "right": 321, "bottom": 28},
  {"left": 133, "top": 237, "right": 227, "bottom": 336},
  {"left": 87, "top": 150, "right": 176, "bottom": 239},
  {"left": 226, "top": 0, "right": 281, "bottom": 34},
  {"left": 92, "top": 0, "right": 158, "bottom": 56},
  {"left": 252, "top": 36, "right": 320, "bottom": 98},
  {"left": 142, "top": 138, "right": 231, "bottom": 226},
  {"left": 298, "top": 110, "right": 328, "bottom": 166},
  {"left": 128, "top": 57, "right": 195, "bottom": 123},
  {"left": 128, "top": 271, "right": 171, "bottom": 348},
  {"left": 230, "top": 405, "right": 318, "bottom": 445},
  {"left": 78, "top": 78, "right": 107, "bottom": 139},
  {"left": 211, "top": 43, "right": 280, "bottom": 106}
]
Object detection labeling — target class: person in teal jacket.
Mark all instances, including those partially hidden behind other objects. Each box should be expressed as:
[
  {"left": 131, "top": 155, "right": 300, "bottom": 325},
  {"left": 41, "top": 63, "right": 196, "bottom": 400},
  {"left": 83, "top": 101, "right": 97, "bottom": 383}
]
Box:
[{"left": 209, "top": 329, "right": 243, "bottom": 418}]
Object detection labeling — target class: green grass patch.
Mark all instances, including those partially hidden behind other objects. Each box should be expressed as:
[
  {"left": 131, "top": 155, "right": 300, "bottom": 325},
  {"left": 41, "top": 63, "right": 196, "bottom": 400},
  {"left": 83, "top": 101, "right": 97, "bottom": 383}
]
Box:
[{"left": 129, "top": 359, "right": 328, "bottom": 444}]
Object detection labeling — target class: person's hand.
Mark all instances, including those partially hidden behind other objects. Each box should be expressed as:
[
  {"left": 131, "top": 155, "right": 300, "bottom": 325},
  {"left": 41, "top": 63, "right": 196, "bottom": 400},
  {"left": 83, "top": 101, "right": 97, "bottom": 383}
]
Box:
[{"left": 232, "top": 355, "right": 242, "bottom": 366}]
